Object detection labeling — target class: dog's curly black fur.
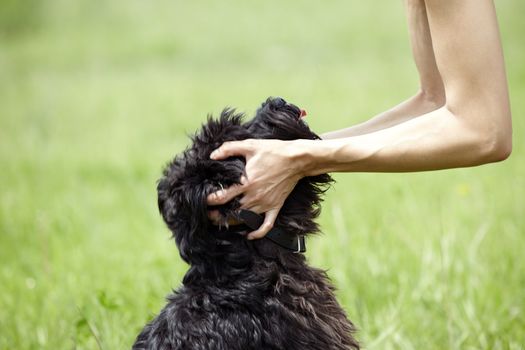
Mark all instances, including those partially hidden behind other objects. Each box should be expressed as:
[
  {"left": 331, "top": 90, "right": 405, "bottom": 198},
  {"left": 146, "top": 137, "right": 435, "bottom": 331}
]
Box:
[{"left": 133, "top": 97, "right": 359, "bottom": 350}]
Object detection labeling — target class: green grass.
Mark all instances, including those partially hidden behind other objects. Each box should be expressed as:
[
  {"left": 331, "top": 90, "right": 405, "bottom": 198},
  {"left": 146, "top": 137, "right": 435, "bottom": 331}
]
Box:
[{"left": 1, "top": 1, "right": 524, "bottom": 349}]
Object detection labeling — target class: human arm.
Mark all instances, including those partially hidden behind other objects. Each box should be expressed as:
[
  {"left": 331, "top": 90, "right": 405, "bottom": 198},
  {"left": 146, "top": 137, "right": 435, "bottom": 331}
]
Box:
[
  {"left": 322, "top": 0, "right": 446, "bottom": 139},
  {"left": 208, "top": 0, "right": 512, "bottom": 238},
  {"left": 301, "top": 0, "right": 513, "bottom": 172}
]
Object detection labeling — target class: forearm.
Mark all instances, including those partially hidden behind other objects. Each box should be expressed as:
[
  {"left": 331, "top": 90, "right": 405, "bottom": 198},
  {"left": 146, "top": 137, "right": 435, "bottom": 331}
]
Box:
[
  {"left": 298, "top": 105, "right": 508, "bottom": 175},
  {"left": 317, "top": 0, "right": 511, "bottom": 173},
  {"left": 322, "top": 0, "right": 445, "bottom": 140},
  {"left": 321, "top": 90, "right": 444, "bottom": 139}
]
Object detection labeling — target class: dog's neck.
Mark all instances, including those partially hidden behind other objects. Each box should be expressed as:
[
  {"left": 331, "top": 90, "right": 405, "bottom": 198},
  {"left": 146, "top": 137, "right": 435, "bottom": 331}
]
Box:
[{"left": 181, "top": 226, "right": 309, "bottom": 288}]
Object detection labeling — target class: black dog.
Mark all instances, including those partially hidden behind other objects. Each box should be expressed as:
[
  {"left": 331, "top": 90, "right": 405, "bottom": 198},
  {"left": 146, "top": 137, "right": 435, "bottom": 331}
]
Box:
[{"left": 133, "top": 97, "right": 359, "bottom": 349}]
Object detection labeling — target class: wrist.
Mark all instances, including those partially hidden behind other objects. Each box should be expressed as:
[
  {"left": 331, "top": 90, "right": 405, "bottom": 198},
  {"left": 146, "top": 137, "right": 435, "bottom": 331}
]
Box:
[
  {"left": 287, "top": 139, "right": 345, "bottom": 177},
  {"left": 290, "top": 137, "right": 382, "bottom": 175}
]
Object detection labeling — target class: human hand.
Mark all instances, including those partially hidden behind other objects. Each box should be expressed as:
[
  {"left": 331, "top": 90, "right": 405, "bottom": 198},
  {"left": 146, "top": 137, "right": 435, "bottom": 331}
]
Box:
[{"left": 206, "top": 139, "right": 306, "bottom": 240}]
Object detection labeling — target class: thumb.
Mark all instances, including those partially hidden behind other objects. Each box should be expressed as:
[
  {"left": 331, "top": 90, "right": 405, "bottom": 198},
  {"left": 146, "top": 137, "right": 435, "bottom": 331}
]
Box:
[
  {"left": 210, "top": 140, "right": 254, "bottom": 160},
  {"left": 247, "top": 208, "right": 279, "bottom": 240}
]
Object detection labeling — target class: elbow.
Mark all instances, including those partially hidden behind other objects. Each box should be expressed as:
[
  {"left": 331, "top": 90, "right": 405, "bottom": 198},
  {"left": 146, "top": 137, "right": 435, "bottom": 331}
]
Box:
[
  {"left": 486, "top": 137, "right": 512, "bottom": 162},
  {"left": 494, "top": 137, "right": 512, "bottom": 161},
  {"left": 448, "top": 90, "right": 512, "bottom": 164},
  {"left": 477, "top": 124, "right": 512, "bottom": 164}
]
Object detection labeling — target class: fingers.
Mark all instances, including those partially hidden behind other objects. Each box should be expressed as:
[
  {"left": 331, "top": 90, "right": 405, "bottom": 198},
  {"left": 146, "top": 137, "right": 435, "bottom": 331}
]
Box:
[
  {"left": 247, "top": 208, "right": 279, "bottom": 240},
  {"left": 210, "top": 140, "right": 254, "bottom": 160},
  {"left": 207, "top": 182, "right": 245, "bottom": 206}
]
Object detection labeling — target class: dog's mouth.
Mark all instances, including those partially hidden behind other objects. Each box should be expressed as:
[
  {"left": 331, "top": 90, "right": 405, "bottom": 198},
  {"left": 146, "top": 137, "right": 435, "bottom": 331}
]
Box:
[
  {"left": 299, "top": 108, "right": 307, "bottom": 118},
  {"left": 285, "top": 102, "right": 307, "bottom": 121},
  {"left": 285, "top": 103, "right": 308, "bottom": 121},
  {"left": 292, "top": 105, "right": 308, "bottom": 124}
]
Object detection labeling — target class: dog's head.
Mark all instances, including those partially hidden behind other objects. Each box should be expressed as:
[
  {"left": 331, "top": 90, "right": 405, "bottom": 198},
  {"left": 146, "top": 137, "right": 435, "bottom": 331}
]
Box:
[{"left": 157, "top": 97, "right": 333, "bottom": 264}]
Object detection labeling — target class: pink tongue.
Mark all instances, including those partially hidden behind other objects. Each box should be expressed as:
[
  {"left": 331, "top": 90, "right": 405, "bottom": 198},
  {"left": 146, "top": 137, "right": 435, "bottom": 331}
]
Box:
[{"left": 300, "top": 109, "right": 307, "bottom": 118}]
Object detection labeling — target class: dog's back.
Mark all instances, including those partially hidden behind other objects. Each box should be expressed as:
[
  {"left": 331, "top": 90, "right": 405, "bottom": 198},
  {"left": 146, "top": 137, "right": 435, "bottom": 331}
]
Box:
[{"left": 133, "top": 98, "right": 359, "bottom": 350}]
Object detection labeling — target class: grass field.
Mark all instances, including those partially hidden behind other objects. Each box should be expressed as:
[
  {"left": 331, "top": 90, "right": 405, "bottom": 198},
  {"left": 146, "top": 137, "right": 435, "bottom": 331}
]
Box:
[{"left": 1, "top": 1, "right": 524, "bottom": 349}]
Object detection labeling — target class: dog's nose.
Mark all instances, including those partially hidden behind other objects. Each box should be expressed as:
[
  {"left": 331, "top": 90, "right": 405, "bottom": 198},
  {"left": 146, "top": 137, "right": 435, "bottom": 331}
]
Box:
[{"left": 272, "top": 97, "right": 287, "bottom": 108}]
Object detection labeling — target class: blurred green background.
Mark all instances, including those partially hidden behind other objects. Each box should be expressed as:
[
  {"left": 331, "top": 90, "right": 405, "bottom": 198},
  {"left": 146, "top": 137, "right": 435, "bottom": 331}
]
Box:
[{"left": 1, "top": 0, "right": 523, "bottom": 349}]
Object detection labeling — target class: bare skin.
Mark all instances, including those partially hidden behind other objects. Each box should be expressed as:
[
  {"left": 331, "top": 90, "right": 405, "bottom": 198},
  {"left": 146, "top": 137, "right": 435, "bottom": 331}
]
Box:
[{"left": 207, "top": 0, "right": 512, "bottom": 239}]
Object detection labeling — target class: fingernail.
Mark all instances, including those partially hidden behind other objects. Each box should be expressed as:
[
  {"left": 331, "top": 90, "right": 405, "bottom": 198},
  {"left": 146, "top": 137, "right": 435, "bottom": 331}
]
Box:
[{"left": 210, "top": 150, "right": 218, "bottom": 159}]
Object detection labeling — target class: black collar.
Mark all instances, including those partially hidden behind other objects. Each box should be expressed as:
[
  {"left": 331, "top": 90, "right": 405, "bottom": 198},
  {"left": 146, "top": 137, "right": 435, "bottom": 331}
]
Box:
[{"left": 239, "top": 210, "right": 306, "bottom": 253}]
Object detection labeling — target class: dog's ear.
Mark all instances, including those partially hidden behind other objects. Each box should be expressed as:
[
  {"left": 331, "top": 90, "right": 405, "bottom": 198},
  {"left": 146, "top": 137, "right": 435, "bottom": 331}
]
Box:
[
  {"left": 243, "top": 97, "right": 334, "bottom": 236},
  {"left": 157, "top": 111, "right": 249, "bottom": 263},
  {"left": 157, "top": 157, "right": 212, "bottom": 263}
]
